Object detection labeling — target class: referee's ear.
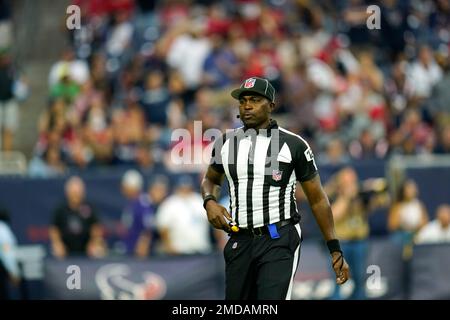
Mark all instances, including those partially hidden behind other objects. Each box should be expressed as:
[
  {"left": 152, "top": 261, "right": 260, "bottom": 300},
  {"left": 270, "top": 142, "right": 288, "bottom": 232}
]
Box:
[{"left": 269, "top": 102, "right": 275, "bottom": 113}]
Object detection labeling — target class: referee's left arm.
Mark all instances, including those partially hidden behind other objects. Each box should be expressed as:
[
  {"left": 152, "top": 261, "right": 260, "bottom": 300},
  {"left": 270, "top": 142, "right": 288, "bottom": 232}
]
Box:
[
  {"left": 294, "top": 141, "right": 350, "bottom": 285},
  {"left": 300, "top": 175, "right": 337, "bottom": 242},
  {"left": 301, "top": 175, "right": 350, "bottom": 284},
  {"left": 292, "top": 140, "right": 337, "bottom": 242}
]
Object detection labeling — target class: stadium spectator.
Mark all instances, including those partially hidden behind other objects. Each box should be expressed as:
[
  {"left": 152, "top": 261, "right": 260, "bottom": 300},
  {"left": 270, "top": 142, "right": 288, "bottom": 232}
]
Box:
[
  {"left": 105, "top": 10, "right": 134, "bottom": 58},
  {"left": 378, "top": 0, "right": 408, "bottom": 59},
  {"left": 81, "top": 94, "right": 113, "bottom": 165},
  {"left": 0, "top": 207, "right": 20, "bottom": 300},
  {"left": 73, "top": 78, "right": 102, "bottom": 119},
  {"left": 341, "top": 0, "right": 372, "bottom": 45},
  {"left": 111, "top": 100, "right": 146, "bottom": 165},
  {"left": 0, "top": 50, "right": 19, "bottom": 151},
  {"left": 405, "top": 45, "right": 442, "bottom": 101},
  {"left": 388, "top": 178, "right": 429, "bottom": 297},
  {"left": 147, "top": 174, "right": 169, "bottom": 213},
  {"left": 430, "top": 54, "right": 450, "bottom": 124},
  {"left": 415, "top": 204, "right": 450, "bottom": 244},
  {"left": 0, "top": 0, "right": 12, "bottom": 50},
  {"left": 318, "top": 138, "right": 350, "bottom": 166},
  {"left": 390, "top": 109, "right": 434, "bottom": 155},
  {"left": 135, "top": 142, "right": 155, "bottom": 172},
  {"left": 139, "top": 69, "right": 170, "bottom": 126},
  {"left": 327, "top": 167, "right": 369, "bottom": 300},
  {"left": 48, "top": 48, "right": 89, "bottom": 87},
  {"left": 384, "top": 58, "right": 409, "bottom": 120},
  {"left": 388, "top": 179, "right": 429, "bottom": 248},
  {"left": 146, "top": 175, "right": 169, "bottom": 254},
  {"left": 434, "top": 124, "right": 450, "bottom": 154},
  {"left": 49, "top": 176, "right": 106, "bottom": 258},
  {"left": 155, "top": 175, "right": 215, "bottom": 255},
  {"left": 166, "top": 21, "right": 211, "bottom": 91},
  {"left": 120, "top": 170, "right": 153, "bottom": 258},
  {"left": 348, "top": 129, "right": 388, "bottom": 160},
  {"left": 28, "top": 145, "right": 66, "bottom": 178},
  {"left": 325, "top": 167, "right": 387, "bottom": 299},
  {"left": 49, "top": 70, "right": 80, "bottom": 104},
  {"left": 22, "top": 0, "right": 449, "bottom": 172},
  {"left": 30, "top": 127, "right": 70, "bottom": 177},
  {"left": 202, "top": 33, "right": 239, "bottom": 89}
]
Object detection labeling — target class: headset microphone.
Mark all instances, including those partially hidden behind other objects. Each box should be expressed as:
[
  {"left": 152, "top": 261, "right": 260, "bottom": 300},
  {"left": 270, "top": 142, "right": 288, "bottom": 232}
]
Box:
[{"left": 236, "top": 114, "right": 240, "bottom": 118}]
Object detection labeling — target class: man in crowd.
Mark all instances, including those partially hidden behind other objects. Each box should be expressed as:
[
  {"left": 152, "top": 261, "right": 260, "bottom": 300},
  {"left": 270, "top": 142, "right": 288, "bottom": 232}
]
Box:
[
  {"left": 120, "top": 170, "right": 154, "bottom": 258},
  {"left": 49, "top": 176, "right": 106, "bottom": 258},
  {"left": 156, "top": 175, "right": 216, "bottom": 255}
]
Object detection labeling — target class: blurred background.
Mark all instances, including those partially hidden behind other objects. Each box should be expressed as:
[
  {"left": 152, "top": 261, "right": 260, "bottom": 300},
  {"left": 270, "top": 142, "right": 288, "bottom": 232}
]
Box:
[{"left": 0, "top": 0, "right": 449, "bottom": 300}]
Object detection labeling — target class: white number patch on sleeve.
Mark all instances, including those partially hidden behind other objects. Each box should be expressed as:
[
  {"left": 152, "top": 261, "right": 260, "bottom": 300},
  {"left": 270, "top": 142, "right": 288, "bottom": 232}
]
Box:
[
  {"left": 304, "top": 148, "right": 317, "bottom": 169},
  {"left": 304, "top": 148, "right": 314, "bottom": 161}
]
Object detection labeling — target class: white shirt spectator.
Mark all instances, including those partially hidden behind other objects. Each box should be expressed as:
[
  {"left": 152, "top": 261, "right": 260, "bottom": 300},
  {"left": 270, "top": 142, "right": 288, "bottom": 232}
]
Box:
[
  {"left": 155, "top": 192, "right": 212, "bottom": 254},
  {"left": 398, "top": 199, "right": 423, "bottom": 232},
  {"left": 406, "top": 60, "right": 442, "bottom": 98},
  {"left": 48, "top": 59, "right": 90, "bottom": 86},
  {"left": 106, "top": 21, "right": 134, "bottom": 57},
  {"left": 416, "top": 205, "right": 450, "bottom": 244},
  {"left": 415, "top": 220, "right": 450, "bottom": 244},
  {"left": 0, "top": 221, "right": 20, "bottom": 279},
  {"left": 306, "top": 58, "right": 336, "bottom": 92},
  {"left": 167, "top": 34, "right": 211, "bottom": 89}
]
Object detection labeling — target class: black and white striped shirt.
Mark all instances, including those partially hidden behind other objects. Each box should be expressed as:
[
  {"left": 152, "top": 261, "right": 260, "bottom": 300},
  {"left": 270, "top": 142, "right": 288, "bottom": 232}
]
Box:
[{"left": 210, "top": 120, "right": 318, "bottom": 229}]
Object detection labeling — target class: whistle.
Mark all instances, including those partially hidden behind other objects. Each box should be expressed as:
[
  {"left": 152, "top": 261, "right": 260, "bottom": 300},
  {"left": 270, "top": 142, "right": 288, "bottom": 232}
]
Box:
[{"left": 229, "top": 222, "right": 239, "bottom": 232}]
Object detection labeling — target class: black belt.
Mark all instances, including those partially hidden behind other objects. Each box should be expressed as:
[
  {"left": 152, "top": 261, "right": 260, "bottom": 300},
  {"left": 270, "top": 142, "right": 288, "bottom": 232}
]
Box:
[{"left": 235, "top": 219, "right": 293, "bottom": 237}]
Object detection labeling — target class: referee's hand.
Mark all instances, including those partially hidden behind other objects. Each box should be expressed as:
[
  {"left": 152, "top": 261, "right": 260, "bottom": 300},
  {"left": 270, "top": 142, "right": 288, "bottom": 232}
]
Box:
[
  {"left": 331, "top": 251, "right": 350, "bottom": 285},
  {"left": 205, "top": 201, "right": 232, "bottom": 232}
]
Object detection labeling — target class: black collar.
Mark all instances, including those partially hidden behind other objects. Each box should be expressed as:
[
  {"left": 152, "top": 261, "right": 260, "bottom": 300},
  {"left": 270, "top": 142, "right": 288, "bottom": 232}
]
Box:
[{"left": 241, "top": 119, "right": 278, "bottom": 137}]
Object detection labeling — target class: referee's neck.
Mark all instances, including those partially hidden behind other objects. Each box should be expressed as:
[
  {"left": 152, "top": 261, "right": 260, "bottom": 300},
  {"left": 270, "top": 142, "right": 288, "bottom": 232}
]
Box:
[{"left": 244, "top": 118, "right": 276, "bottom": 132}]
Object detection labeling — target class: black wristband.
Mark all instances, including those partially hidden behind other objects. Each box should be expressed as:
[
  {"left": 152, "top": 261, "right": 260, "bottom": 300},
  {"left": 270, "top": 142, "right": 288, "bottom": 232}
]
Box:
[
  {"left": 203, "top": 195, "right": 217, "bottom": 209},
  {"left": 326, "top": 239, "right": 342, "bottom": 254}
]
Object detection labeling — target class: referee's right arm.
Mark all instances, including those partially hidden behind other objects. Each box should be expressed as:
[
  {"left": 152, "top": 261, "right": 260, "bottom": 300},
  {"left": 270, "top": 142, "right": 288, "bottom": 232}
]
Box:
[
  {"left": 201, "top": 135, "right": 232, "bottom": 232},
  {"left": 201, "top": 166, "right": 232, "bottom": 232}
]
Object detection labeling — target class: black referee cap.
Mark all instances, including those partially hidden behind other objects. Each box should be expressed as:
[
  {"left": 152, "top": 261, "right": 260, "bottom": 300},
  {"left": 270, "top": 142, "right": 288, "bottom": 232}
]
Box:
[{"left": 231, "top": 77, "right": 275, "bottom": 102}]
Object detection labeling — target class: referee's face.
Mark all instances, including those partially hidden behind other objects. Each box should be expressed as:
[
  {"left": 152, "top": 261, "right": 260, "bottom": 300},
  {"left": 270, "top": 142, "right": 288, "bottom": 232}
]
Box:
[{"left": 238, "top": 94, "right": 273, "bottom": 129}]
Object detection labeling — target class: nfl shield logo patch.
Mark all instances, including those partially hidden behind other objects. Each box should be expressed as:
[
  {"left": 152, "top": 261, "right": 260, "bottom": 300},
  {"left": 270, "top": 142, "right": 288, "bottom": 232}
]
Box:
[
  {"left": 272, "top": 169, "right": 283, "bottom": 181},
  {"left": 244, "top": 78, "right": 256, "bottom": 88}
]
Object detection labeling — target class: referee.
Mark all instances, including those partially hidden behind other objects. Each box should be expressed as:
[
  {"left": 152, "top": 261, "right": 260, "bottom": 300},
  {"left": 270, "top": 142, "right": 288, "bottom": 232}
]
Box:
[{"left": 201, "top": 77, "right": 350, "bottom": 300}]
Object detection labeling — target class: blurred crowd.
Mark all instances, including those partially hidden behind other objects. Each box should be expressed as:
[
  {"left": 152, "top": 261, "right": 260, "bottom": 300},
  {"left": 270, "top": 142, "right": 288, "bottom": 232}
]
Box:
[
  {"left": 0, "top": 0, "right": 28, "bottom": 152},
  {"left": 297, "top": 166, "right": 450, "bottom": 299},
  {"left": 1, "top": 169, "right": 448, "bottom": 300},
  {"left": 22, "top": 0, "right": 450, "bottom": 177},
  {"left": 48, "top": 170, "right": 450, "bottom": 302},
  {"left": 44, "top": 171, "right": 450, "bottom": 261},
  {"left": 48, "top": 171, "right": 225, "bottom": 260}
]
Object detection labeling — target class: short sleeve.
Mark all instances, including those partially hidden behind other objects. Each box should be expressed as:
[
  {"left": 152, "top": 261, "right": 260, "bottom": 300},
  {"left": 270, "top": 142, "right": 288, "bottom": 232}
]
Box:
[
  {"left": 294, "top": 138, "right": 318, "bottom": 182},
  {"left": 209, "top": 134, "right": 225, "bottom": 173}
]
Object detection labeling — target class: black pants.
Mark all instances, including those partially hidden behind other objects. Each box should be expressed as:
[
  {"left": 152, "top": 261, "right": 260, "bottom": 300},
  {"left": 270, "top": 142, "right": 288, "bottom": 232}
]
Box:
[{"left": 224, "top": 222, "right": 301, "bottom": 300}]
